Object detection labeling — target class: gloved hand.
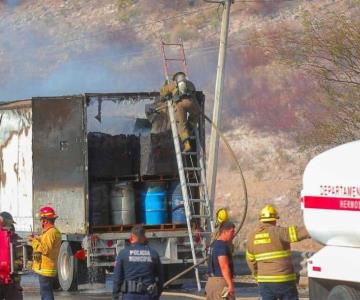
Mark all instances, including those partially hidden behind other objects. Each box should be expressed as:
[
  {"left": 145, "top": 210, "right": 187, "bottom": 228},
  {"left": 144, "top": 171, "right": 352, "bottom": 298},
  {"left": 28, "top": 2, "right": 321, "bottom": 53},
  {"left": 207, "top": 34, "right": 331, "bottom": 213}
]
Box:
[
  {"left": 33, "top": 252, "right": 42, "bottom": 262},
  {"left": 27, "top": 234, "right": 36, "bottom": 243}
]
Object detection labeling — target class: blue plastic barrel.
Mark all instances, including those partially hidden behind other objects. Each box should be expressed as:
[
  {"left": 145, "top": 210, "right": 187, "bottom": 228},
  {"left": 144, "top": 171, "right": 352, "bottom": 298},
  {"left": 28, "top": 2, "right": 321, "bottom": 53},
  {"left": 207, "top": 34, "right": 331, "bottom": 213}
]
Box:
[
  {"left": 141, "top": 183, "right": 168, "bottom": 225},
  {"left": 169, "top": 182, "right": 186, "bottom": 224}
]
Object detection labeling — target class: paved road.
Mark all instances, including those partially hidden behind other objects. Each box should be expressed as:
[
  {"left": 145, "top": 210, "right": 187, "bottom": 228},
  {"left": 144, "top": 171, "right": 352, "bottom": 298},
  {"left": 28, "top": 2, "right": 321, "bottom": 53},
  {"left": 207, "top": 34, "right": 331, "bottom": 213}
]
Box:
[{"left": 21, "top": 274, "right": 309, "bottom": 300}]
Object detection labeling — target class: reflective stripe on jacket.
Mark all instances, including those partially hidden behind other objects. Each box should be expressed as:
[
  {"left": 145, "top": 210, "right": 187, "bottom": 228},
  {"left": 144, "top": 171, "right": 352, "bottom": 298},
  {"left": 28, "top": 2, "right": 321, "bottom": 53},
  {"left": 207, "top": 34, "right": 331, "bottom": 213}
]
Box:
[
  {"left": 246, "top": 223, "right": 309, "bottom": 283},
  {"left": 32, "top": 226, "right": 61, "bottom": 277}
]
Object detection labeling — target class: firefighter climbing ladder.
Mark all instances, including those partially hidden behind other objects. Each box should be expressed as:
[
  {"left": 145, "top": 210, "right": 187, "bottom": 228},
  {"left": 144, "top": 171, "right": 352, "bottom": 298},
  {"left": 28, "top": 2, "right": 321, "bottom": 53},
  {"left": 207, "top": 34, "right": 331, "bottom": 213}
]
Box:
[{"left": 160, "top": 39, "right": 214, "bottom": 291}]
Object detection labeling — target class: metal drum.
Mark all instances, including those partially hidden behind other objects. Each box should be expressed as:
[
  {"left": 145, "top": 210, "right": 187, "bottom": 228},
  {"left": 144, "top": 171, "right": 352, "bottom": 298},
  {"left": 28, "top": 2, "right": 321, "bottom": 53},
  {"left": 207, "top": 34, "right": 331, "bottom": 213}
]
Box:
[
  {"left": 90, "top": 183, "right": 110, "bottom": 226},
  {"left": 168, "top": 181, "right": 186, "bottom": 224},
  {"left": 141, "top": 183, "right": 168, "bottom": 225},
  {"left": 110, "top": 182, "right": 135, "bottom": 225}
]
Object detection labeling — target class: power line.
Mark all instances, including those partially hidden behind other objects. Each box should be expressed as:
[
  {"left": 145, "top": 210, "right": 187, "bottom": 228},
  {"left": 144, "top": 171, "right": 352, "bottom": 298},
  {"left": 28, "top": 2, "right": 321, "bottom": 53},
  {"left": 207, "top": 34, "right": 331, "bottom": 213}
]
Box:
[
  {"left": 4, "top": 35, "right": 272, "bottom": 72},
  {"left": 0, "top": 4, "right": 224, "bottom": 66},
  {"left": 1, "top": 0, "right": 300, "bottom": 67},
  {"left": 28, "top": 5, "right": 220, "bottom": 50}
]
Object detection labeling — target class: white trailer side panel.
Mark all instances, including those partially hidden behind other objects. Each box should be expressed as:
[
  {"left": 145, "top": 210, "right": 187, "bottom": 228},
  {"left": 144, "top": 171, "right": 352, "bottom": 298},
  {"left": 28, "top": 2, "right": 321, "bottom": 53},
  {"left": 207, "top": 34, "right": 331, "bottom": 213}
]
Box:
[{"left": 0, "top": 104, "right": 33, "bottom": 231}]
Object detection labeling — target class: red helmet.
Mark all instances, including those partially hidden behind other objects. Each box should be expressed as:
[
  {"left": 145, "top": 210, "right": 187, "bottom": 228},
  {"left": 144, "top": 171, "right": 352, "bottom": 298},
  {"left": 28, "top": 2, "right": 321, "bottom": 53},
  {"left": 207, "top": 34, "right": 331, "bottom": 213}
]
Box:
[{"left": 39, "top": 206, "right": 58, "bottom": 219}]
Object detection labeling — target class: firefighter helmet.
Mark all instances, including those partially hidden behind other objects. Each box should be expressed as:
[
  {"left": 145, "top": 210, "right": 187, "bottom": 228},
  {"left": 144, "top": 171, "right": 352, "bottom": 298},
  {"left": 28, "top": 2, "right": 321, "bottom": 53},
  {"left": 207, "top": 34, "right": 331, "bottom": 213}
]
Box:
[
  {"left": 215, "top": 208, "right": 229, "bottom": 226},
  {"left": 39, "top": 207, "right": 58, "bottom": 219},
  {"left": 0, "top": 211, "right": 16, "bottom": 225},
  {"left": 259, "top": 205, "right": 279, "bottom": 222},
  {"left": 172, "top": 71, "right": 186, "bottom": 82}
]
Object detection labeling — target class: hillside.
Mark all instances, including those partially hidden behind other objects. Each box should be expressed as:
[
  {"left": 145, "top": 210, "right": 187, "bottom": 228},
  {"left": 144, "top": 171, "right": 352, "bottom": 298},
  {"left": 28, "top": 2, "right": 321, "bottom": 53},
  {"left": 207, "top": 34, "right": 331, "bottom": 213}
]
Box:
[{"left": 1, "top": 0, "right": 357, "bottom": 250}]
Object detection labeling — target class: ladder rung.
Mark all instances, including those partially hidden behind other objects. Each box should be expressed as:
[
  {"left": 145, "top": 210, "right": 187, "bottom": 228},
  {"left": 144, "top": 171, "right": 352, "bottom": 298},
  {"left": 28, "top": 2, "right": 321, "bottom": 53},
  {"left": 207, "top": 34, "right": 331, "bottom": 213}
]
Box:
[
  {"left": 184, "top": 167, "right": 201, "bottom": 171},
  {"left": 182, "top": 152, "right": 197, "bottom": 155},
  {"left": 165, "top": 58, "right": 184, "bottom": 61},
  {"left": 163, "top": 43, "right": 183, "bottom": 46},
  {"left": 196, "top": 232, "right": 212, "bottom": 236},
  {"left": 189, "top": 198, "right": 207, "bottom": 203},
  {"left": 191, "top": 214, "right": 211, "bottom": 219},
  {"left": 186, "top": 183, "right": 204, "bottom": 187}
]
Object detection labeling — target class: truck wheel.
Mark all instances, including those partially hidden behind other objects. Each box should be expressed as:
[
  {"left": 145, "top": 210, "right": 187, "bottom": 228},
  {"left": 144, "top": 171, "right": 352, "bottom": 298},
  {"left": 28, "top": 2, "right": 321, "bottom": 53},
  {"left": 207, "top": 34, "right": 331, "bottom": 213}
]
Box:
[
  {"left": 327, "top": 285, "right": 360, "bottom": 300},
  {"left": 57, "top": 242, "right": 85, "bottom": 291}
]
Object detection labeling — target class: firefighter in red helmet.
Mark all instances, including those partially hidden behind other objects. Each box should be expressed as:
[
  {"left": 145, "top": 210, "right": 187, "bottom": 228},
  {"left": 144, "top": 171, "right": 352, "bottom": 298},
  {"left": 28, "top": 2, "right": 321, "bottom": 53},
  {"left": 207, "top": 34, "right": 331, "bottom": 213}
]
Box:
[{"left": 28, "top": 207, "right": 61, "bottom": 300}]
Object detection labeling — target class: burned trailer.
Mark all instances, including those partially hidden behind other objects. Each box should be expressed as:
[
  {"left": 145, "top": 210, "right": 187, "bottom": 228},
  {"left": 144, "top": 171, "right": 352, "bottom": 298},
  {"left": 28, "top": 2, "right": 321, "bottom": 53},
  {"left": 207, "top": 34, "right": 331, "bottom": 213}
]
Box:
[{"left": 0, "top": 91, "right": 206, "bottom": 291}]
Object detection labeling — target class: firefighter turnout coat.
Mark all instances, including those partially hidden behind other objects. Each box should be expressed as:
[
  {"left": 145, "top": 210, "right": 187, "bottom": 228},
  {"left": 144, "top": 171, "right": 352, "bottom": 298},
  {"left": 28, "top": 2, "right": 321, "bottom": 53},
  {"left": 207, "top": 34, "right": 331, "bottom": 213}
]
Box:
[
  {"left": 246, "top": 223, "right": 309, "bottom": 283},
  {"left": 31, "top": 226, "right": 61, "bottom": 277}
]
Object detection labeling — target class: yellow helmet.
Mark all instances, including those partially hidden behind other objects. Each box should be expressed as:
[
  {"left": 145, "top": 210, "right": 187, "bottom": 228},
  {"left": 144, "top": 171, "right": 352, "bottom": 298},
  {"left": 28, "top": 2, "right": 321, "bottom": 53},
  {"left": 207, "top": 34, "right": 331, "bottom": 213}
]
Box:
[
  {"left": 259, "top": 205, "right": 279, "bottom": 222},
  {"left": 215, "top": 208, "right": 229, "bottom": 226}
]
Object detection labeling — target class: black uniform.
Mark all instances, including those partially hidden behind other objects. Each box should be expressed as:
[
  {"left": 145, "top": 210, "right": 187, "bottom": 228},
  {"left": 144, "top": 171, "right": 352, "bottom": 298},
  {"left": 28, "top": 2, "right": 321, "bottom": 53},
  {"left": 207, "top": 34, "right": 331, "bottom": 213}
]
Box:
[{"left": 112, "top": 242, "right": 164, "bottom": 300}]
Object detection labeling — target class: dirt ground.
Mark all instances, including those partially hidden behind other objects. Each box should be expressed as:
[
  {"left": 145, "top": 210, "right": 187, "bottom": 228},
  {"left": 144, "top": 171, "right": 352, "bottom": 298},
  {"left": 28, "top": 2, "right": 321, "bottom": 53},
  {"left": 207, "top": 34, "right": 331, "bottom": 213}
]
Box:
[{"left": 21, "top": 274, "right": 309, "bottom": 300}]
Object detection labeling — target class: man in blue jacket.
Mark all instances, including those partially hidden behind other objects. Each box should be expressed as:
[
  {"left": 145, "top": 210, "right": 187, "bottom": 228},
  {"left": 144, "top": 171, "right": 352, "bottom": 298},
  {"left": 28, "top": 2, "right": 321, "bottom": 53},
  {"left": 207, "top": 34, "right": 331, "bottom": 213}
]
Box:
[{"left": 113, "top": 225, "right": 164, "bottom": 300}]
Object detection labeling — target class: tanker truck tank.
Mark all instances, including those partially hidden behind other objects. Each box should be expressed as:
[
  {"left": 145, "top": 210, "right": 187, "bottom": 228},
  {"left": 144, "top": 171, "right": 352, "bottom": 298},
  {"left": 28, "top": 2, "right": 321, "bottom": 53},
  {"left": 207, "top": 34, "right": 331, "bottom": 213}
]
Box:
[
  {"left": 302, "top": 140, "right": 360, "bottom": 247},
  {"left": 302, "top": 140, "right": 360, "bottom": 300}
]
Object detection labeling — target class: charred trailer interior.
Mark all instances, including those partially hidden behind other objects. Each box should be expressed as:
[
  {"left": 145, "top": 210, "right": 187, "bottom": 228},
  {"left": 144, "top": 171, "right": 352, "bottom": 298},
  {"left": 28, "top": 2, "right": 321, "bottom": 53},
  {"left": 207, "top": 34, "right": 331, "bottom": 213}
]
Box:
[
  {"left": 86, "top": 92, "right": 205, "bottom": 232},
  {"left": 0, "top": 92, "right": 206, "bottom": 291}
]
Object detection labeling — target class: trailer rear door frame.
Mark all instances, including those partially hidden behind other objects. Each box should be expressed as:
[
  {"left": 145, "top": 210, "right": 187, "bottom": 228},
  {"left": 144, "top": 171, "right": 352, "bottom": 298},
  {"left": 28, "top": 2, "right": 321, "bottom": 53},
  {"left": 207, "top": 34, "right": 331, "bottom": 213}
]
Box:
[{"left": 32, "top": 96, "right": 88, "bottom": 234}]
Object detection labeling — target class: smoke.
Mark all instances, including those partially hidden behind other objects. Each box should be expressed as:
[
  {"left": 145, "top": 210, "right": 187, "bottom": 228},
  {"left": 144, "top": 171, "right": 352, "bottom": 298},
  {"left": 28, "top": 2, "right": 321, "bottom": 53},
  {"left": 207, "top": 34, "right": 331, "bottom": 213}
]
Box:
[
  {"left": 0, "top": 27, "right": 162, "bottom": 102},
  {"left": 1, "top": 0, "right": 22, "bottom": 6}
]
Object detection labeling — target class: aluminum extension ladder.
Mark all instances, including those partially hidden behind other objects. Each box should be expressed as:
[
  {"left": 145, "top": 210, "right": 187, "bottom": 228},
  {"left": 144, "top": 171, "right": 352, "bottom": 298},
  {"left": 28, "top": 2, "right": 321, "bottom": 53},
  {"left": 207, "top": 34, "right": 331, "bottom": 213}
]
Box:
[{"left": 160, "top": 39, "right": 214, "bottom": 291}]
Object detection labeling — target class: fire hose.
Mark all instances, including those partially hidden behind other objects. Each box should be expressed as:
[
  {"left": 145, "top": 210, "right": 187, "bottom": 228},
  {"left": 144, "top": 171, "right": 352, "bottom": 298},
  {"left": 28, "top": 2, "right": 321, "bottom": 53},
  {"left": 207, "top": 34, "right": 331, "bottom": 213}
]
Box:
[{"left": 162, "top": 112, "right": 248, "bottom": 289}]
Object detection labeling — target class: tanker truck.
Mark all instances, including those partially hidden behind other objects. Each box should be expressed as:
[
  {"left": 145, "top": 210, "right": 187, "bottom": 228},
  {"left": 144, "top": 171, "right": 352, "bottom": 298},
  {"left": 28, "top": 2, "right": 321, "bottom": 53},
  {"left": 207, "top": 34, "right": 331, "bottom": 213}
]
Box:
[
  {"left": 0, "top": 92, "right": 207, "bottom": 291},
  {"left": 302, "top": 141, "right": 360, "bottom": 299}
]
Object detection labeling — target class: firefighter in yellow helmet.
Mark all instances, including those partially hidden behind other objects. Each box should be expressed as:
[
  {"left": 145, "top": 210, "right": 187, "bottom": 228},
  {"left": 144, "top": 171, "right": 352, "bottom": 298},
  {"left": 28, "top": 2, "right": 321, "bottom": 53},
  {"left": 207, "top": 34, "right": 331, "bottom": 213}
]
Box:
[
  {"left": 159, "top": 71, "right": 199, "bottom": 152},
  {"left": 216, "top": 208, "right": 229, "bottom": 227},
  {"left": 211, "top": 208, "right": 229, "bottom": 240},
  {"left": 211, "top": 208, "right": 234, "bottom": 254},
  {"left": 246, "top": 205, "right": 310, "bottom": 300}
]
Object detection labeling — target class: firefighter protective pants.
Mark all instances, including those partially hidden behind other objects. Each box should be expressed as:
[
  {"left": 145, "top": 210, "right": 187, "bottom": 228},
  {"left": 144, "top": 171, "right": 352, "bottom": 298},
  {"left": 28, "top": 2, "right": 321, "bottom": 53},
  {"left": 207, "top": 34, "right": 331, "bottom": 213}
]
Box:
[
  {"left": 259, "top": 281, "right": 299, "bottom": 300},
  {"left": 38, "top": 275, "right": 55, "bottom": 300},
  {"left": 174, "top": 98, "right": 200, "bottom": 142}
]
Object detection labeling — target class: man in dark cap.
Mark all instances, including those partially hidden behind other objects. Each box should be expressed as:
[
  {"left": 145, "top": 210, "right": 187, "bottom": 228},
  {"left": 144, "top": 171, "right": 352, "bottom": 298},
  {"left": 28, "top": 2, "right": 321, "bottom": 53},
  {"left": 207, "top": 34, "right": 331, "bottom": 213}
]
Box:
[
  {"left": 113, "top": 225, "right": 164, "bottom": 300},
  {"left": 205, "top": 221, "right": 236, "bottom": 300},
  {"left": 0, "top": 211, "right": 23, "bottom": 300}
]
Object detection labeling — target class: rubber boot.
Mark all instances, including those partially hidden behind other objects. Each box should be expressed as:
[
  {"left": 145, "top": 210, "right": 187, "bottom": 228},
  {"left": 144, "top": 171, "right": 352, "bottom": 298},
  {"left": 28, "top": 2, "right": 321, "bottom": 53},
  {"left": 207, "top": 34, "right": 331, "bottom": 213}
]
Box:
[{"left": 183, "top": 140, "right": 192, "bottom": 152}]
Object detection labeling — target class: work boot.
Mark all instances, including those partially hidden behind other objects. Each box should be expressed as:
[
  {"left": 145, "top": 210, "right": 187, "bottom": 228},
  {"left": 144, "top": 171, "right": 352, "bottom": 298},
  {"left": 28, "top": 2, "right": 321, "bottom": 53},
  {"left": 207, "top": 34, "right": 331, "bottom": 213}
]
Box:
[{"left": 183, "top": 140, "right": 192, "bottom": 152}]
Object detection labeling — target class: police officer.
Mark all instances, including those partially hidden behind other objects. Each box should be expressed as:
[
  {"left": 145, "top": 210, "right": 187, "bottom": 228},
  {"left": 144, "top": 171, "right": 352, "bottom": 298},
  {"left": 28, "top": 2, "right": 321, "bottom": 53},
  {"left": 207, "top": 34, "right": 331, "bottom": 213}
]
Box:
[
  {"left": 159, "top": 71, "right": 199, "bottom": 152},
  {"left": 113, "top": 225, "right": 164, "bottom": 300},
  {"left": 246, "top": 205, "right": 310, "bottom": 300},
  {"left": 205, "top": 221, "right": 236, "bottom": 300},
  {"left": 0, "top": 211, "right": 23, "bottom": 300}
]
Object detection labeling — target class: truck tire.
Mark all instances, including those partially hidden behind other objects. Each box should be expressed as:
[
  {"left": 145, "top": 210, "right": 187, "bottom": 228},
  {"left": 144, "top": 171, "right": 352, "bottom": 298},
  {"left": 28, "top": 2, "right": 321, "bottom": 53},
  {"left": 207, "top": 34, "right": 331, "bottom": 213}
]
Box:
[
  {"left": 327, "top": 285, "right": 360, "bottom": 300},
  {"left": 57, "top": 242, "right": 87, "bottom": 291}
]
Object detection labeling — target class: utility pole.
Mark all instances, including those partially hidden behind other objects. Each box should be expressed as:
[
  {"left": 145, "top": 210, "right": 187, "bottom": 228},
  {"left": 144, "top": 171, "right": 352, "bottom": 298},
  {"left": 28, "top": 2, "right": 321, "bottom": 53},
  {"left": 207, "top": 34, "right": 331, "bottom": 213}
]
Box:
[{"left": 206, "top": 0, "right": 232, "bottom": 210}]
